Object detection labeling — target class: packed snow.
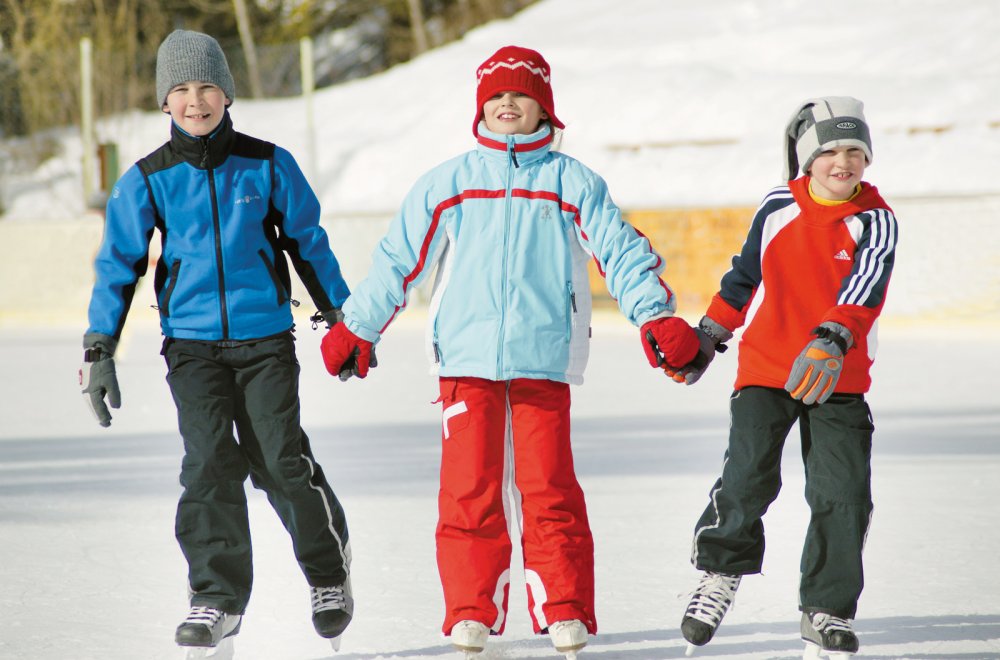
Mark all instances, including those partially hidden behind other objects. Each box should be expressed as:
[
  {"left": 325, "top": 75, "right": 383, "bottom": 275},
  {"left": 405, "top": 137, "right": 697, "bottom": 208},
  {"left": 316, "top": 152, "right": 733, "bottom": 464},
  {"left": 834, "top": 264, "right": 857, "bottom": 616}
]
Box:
[{"left": 1, "top": 0, "right": 999, "bottom": 659}]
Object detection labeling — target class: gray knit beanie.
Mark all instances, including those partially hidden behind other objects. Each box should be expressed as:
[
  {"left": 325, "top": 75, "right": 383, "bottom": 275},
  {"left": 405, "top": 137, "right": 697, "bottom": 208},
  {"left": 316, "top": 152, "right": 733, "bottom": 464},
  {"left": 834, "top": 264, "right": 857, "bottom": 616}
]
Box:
[
  {"left": 156, "top": 30, "right": 236, "bottom": 107},
  {"left": 783, "top": 96, "right": 872, "bottom": 180}
]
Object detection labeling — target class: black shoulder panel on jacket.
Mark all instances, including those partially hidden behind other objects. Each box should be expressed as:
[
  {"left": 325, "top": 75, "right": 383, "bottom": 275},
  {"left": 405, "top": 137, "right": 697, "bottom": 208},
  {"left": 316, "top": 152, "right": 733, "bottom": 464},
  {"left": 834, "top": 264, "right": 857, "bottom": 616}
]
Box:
[
  {"left": 231, "top": 133, "right": 275, "bottom": 160},
  {"left": 137, "top": 141, "right": 183, "bottom": 177}
]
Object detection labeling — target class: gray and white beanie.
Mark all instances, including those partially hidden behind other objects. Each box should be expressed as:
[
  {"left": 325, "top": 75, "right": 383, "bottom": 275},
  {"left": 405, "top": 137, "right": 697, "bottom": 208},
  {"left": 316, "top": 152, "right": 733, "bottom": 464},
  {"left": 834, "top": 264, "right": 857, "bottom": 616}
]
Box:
[
  {"left": 156, "top": 30, "right": 236, "bottom": 107},
  {"left": 783, "top": 96, "right": 872, "bottom": 180}
]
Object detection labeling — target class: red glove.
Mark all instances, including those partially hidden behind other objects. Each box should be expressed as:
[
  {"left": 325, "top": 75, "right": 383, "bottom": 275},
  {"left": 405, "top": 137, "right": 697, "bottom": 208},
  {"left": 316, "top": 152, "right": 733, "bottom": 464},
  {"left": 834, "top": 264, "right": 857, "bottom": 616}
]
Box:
[
  {"left": 640, "top": 316, "right": 700, "bottom": 369},
  {"left": 321, "top": 323, "right": 376, "bottom": 381}
]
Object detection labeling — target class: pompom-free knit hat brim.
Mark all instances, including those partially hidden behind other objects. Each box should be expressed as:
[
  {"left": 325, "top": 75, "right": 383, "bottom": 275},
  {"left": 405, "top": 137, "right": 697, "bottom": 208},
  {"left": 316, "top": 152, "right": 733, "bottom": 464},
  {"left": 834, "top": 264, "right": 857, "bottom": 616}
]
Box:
[
  {"left": 156, "top": 30, "right": 236, "bottom": 107},
  {"left": 474, "top": 45, "right": 564, "bottom": 136},
  {"left": 783, "top": 96, "right": 873, "bottom": 180}
]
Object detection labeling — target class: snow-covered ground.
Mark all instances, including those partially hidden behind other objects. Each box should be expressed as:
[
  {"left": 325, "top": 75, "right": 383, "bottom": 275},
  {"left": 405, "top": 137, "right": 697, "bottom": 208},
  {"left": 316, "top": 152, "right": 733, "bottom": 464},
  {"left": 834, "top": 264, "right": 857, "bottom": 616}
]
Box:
[
  {"left": 1, "top": 312, "right": 998, "bottom": 660},
  {"left": 1, "top": 0, "right": 999, "bottom": 658},
  {"left": 2, "top": 0, "right": 999, "bottom": 219}
]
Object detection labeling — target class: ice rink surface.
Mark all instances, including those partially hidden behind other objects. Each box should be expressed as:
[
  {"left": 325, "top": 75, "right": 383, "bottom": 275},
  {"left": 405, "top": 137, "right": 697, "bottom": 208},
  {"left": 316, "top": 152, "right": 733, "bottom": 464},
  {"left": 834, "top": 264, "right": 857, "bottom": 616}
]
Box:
[{"left": 1, "top": 312, "right": 998, "bottom": 660}]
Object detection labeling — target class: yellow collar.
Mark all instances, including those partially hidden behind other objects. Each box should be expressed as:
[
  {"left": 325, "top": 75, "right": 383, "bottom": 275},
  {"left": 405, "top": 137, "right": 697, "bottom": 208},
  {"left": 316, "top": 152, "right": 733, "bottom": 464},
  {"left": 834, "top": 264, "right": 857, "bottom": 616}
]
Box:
[{"left": 809, "top": 183, "right": 862, "bottom": 206}]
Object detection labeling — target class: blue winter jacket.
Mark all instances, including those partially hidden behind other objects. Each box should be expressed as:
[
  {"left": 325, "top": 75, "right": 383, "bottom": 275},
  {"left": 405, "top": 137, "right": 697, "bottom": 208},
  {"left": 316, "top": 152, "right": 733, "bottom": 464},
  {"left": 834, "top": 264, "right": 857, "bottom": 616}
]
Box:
[
  {"left": 342, "top": 123, "right": 677, "bottom": 384},
  {"left": 87, "top": 112, "right": 349, "bottom": 341}
]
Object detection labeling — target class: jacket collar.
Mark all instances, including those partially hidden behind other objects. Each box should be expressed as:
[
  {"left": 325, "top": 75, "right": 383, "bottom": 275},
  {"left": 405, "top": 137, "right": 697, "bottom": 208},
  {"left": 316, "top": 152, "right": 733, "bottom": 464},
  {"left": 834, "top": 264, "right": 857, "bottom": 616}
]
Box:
[
  {"left": 475, "top": 122, "right": 553, "bottom": 168},
  {"left": 789, "top": 176, "right": 887, "bottom": 224},
  {"left": 169, "top": 110, "right": 236, "bottom": 170}
]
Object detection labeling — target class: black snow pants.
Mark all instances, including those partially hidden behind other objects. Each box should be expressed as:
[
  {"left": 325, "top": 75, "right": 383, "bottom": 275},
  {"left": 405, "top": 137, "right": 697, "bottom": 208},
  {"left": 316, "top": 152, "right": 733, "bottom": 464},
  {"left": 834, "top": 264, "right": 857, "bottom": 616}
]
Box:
[
  {"left": 691, "top": 386, "right": 874, "bottom": 618},
  {"left": 163, "top": 332, "right": 350, "bottom": 615}
]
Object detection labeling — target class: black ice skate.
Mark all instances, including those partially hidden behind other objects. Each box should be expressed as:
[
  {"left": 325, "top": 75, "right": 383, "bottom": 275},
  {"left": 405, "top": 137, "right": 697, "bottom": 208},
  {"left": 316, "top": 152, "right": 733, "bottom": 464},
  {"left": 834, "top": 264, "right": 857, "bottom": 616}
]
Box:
[
  {"left": 175, "top": 606, "right": 241, "bottom": 660},
  {"left": 801, "top": 611, "right": 859, "bottom": 659},
  {"left": 680, "top": 570, "right": 742, "bottom": 656},
  {"left": 311, "top": 577, "right": 354, "bottom": 651}
]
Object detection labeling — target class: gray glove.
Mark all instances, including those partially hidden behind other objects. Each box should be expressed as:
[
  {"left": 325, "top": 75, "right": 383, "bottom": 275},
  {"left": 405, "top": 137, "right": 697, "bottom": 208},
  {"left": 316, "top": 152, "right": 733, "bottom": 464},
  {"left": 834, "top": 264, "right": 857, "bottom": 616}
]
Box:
[
  {"left": 664, "top": 316, "right": 733, "bottom": 385},
  {"left": 785, "top": 321, "right": 853, "bottom": 405},
  {"left": 80, "top": 333, "right": 120, "bottom": 427},
  {"left": 310, "top": 307, "right": 345, "bottom": 330}
]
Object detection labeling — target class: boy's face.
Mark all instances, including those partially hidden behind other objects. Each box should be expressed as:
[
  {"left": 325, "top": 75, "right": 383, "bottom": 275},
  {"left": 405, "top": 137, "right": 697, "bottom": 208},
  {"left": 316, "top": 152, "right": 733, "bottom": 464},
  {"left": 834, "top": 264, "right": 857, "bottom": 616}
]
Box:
[
  {"left": 162, "top": 81, "right": 230, "bottom": 137},
  {"left": 807, "top": 146, "right": 868, "bottom": 201},
  {"left": 483, "top": 91, "right": 548, "bottom": 135}
]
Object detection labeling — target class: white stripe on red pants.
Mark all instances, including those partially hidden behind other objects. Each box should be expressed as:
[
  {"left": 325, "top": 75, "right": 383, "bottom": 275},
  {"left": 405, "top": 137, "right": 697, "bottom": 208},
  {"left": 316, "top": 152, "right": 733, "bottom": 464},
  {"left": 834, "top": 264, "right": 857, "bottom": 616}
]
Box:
[{"left": 436, "top": 376, "right": 596, "bottom": 635}]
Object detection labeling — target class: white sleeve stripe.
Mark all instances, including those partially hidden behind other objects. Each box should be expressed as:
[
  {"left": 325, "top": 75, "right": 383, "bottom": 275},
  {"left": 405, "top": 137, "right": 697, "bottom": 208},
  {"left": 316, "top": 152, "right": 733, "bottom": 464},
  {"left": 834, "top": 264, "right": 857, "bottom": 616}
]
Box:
[
  {"left": 841, "top": 209, "right": 889, "bottom": 305},
  {"left": 840, "top": 209, "right": 897, "bottom": 306}
]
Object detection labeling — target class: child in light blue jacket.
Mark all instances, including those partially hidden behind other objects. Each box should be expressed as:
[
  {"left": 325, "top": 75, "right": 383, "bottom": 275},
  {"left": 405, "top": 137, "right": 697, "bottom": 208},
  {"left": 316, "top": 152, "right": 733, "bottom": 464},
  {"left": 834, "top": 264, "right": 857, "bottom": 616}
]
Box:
[{"left": 322, "top": 45, "right": 701, "bottom": 658}]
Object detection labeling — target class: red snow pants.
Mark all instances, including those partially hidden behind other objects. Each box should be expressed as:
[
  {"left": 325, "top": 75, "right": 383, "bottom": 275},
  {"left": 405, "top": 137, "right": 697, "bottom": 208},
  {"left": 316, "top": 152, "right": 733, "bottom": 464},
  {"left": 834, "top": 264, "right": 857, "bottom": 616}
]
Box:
[{"left": 436, "top": 377, "right": 596, "bottom": 636}]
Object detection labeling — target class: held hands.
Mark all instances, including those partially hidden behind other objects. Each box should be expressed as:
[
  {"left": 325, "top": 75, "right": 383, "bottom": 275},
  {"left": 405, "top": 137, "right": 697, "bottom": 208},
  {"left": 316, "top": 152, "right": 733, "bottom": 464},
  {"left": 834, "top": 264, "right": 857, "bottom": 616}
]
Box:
[
  {"left": 661, "top": 316, "right": 733, "bottom": 385},
  {"left": 785, "top": 322, "right": 853, "bottom": 405},
  {"left": 321, "top": 322, "right": 377, "bottom": 381},
  {"left": 640, "top": 316, "right": 700, "bottom": 372},
  {"left": 79, "top": 333, "right": 120, "bottom": 427}
]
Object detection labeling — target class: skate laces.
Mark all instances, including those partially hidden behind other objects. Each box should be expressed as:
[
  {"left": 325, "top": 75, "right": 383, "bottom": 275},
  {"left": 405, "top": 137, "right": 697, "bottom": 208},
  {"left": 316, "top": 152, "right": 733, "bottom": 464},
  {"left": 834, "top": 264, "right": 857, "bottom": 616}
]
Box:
[
  {"left": 311, "top": 585, "right": 347, "bottom": 613},
  {"left": 685, "top": 571, "right": 741, "bottom": 626},
  {"left": 183, "top": 606, "right": 225, "bottom": 627},
  {"left": 810, "top": 612, "right": 854, "bottom": 634}
]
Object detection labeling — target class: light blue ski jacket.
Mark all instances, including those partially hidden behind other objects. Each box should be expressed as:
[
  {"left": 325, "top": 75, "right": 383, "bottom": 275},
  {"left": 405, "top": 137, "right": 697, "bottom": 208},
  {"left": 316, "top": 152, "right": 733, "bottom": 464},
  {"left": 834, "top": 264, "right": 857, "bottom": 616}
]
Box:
[{"left": 343, "top": 123, "right": 677, "bottom": 384}]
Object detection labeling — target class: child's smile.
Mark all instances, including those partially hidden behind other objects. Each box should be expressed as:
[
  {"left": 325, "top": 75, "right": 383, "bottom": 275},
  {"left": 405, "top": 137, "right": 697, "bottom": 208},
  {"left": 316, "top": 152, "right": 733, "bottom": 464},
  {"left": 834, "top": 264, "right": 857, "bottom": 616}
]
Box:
[
  {"left": 164, "top": 81, "right": 230, "bottom": 137},
  {"left": 483, "top": 91, "right": 548, "bottom": 135}
]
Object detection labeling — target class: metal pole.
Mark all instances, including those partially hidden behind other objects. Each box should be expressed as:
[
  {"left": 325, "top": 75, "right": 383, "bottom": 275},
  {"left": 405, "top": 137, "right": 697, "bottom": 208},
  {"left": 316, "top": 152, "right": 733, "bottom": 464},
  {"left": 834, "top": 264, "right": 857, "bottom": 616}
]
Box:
[
  {"left": 80, "top": 37, "right": 95, "bottom": 205},
  {"left": 299, "top": 36, "right": 317, "bottom": 184}
]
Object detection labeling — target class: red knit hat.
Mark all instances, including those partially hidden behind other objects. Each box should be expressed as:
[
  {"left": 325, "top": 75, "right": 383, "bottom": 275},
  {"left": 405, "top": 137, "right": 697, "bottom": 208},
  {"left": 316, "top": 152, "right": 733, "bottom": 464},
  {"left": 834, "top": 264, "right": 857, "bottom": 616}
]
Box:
[{"left": 473, "top": 45, "right": 564, "bottom": 136}]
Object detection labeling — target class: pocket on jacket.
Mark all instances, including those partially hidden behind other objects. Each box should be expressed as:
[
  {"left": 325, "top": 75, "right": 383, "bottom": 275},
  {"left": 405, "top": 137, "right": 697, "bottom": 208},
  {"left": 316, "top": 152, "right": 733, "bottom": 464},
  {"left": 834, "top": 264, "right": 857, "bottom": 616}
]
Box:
[
  {"left": 257, "top": 249, "right": 289, "bottom": 306},
  {"left": 565, "top": 281, "right": 577, "bottom": 341},
  {"left": 159, "top": 259, "right": 182, "bottom": 318}
]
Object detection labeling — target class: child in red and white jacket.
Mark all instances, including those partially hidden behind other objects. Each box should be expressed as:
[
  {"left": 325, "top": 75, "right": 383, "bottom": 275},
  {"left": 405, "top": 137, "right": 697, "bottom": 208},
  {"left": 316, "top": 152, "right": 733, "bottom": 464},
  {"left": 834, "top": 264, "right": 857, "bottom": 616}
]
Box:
[
  {"left": 673, "top": 97, "right": 899, "bottom": 658},
  {"left": 319, "top": 45, "right": 702, "bottom": 658}
]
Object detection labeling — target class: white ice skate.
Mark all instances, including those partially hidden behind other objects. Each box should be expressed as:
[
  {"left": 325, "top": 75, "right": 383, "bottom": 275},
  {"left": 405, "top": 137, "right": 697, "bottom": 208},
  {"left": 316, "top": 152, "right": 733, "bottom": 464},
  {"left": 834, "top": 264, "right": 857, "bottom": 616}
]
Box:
[
  {"left": 311, "top": 578, "right": 354, "bottom": 651},
  {"left": 801, "top": 612, "right": 858, "bottom": 659},
  {"left": 680, "top": 570, "right": 741, "bottom": 656},
  {"left": 548, "top": 619, "right": 588, "bottom": 659},
  {"left": 450, "top": 619, "right": 490, "bottom": 658},
  {"left": 175, "top": 606, "right": 241, "bottom": 660}
]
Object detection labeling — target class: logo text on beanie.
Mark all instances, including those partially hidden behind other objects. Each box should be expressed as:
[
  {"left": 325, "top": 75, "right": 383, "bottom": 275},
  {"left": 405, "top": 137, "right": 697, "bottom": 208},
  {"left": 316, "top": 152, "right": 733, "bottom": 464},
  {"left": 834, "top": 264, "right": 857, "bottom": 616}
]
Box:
[{"left": 836, "top": 121, "right": 858, "bottom": 130}]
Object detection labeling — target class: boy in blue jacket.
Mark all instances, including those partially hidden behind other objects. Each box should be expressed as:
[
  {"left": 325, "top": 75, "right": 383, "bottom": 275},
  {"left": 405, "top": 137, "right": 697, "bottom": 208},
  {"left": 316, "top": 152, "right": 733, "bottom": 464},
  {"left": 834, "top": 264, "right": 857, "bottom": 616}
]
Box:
[
  {"left": 320, "top": 45, "right": 701, "bottom": 658},
  {"left": 79, "top": 30, "right": 353, "bottom": 656}
]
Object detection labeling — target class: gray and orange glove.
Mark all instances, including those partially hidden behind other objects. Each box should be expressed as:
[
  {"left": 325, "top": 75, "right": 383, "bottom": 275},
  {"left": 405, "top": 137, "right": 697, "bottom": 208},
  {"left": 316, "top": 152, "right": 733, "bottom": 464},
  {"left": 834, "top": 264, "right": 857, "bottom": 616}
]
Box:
[
  {"left": 641, "top": 316, "right": 701, "bottom": 372},
  {"left": 79, "top": 333, "right": 120, "bottom": 427},
  {"left": 321, "top": 321, "right": 377, "bottom": 381},
  {"left": 785, "top": 321, "right": 853, "bottom": 405},
  {"left": 663, "top": 316, "right": 732, "bottom": 385}
]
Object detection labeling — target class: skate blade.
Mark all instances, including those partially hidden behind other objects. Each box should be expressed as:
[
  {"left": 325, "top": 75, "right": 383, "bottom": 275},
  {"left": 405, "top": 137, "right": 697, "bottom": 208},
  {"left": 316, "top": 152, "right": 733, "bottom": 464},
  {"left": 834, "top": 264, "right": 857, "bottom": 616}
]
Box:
[
  {"left": 803, "top": 641, "right": 853, "bottom": 660},
  {"left": 328, "top": 634, "right": 342, "bottom": 652},
  {"left": 184, "top": 637, "right": 234, "bottom": 660},
  {"left": 685, "top": 642, "right": 697, "bottom": 656}
]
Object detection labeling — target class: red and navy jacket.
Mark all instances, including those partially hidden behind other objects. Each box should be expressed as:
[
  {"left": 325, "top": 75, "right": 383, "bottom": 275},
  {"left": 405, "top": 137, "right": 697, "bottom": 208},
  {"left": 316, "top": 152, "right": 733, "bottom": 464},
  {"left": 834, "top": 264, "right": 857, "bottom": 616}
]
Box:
[{"left": 707, "top": 176, "right": 899, "bottom": 393}]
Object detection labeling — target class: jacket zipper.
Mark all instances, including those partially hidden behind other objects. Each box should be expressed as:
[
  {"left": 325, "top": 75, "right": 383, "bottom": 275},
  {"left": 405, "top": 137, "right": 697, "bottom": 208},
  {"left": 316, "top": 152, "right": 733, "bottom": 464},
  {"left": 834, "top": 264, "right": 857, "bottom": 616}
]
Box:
[
  {"left": 205, "top": 144, "right": 229, "bottom": 339},
  {"left": 496, "top": 137, "right": 519, "bottom": 378},
  {"left": 566, "top": 282, "right": 576, "bottom": 341},
  {"left": 258, "top": 249, "right": 289, "bottom": 306},
  {"left": 160, "top": 260, "right": 182, "bottom": 318}
]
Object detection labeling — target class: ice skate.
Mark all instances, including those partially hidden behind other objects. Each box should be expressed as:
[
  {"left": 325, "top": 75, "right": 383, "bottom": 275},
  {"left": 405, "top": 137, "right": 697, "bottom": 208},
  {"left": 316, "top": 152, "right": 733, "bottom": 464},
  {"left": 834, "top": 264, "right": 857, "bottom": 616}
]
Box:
[
  {"left": 548, "top": 619, "right": 588, "bottom": 659},
  {"left": 175, "top": 606, "right": 241, "bottom": 660},
  {"left": 680, "top": 570, "right": 741, "bottom": 655},
  {"left": 311, "top": 577, "right": 354, "bottom": 651},
  {"left": 450, "top": 620, "right": 490, "bottom": 657},
  {"left": 801, "top": 612, "right": 858, "bottom": 659}
]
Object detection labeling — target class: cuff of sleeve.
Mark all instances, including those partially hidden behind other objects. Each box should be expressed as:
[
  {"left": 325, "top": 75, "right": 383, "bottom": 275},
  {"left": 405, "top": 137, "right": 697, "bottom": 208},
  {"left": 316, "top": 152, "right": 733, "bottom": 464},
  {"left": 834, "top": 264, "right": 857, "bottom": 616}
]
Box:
[
  {"left": 705, "top": 293, "right": 744, "bottom": 332},
  {"left": 83, "top": 332, "right": 118, "bottom": 356}
]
